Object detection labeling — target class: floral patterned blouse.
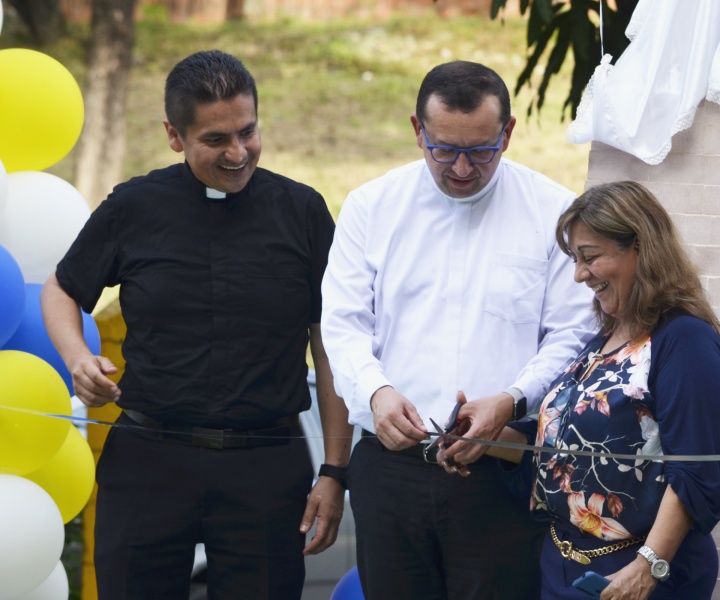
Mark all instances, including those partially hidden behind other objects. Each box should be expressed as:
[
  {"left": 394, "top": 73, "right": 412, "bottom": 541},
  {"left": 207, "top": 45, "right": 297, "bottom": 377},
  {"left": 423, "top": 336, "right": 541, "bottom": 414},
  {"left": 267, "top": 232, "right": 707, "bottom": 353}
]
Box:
[{"left": 531, "top": 314, "right": 720, "bottom": 540}]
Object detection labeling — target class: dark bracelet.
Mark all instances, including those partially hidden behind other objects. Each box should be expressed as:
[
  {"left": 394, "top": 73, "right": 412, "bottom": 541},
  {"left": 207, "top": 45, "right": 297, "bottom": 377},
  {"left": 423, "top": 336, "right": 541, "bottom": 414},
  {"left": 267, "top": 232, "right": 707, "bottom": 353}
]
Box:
[{"left": 318, "top": 463, "right": 348, "bottom": 489}]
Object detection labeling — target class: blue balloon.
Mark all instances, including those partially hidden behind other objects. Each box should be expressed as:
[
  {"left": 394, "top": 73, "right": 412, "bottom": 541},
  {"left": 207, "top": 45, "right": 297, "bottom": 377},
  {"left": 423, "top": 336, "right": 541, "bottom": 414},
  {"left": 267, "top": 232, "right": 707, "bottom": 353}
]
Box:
[
  {"left": 0, "top": 244, "right": 25, "bottom": 346},
  {"left": 331, "top": 567, "right": 364, "bottom": 600},
  {"left": 1, "top": 283, "right": 101, "bottom": 394}
]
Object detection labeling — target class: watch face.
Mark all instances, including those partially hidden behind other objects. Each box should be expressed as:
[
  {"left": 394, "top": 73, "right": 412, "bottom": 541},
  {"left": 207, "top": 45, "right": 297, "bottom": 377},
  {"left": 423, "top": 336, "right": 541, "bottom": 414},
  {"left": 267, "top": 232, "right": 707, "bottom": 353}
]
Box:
[{"left": 651, "top": 559, "right": 670, "bottom": 580}]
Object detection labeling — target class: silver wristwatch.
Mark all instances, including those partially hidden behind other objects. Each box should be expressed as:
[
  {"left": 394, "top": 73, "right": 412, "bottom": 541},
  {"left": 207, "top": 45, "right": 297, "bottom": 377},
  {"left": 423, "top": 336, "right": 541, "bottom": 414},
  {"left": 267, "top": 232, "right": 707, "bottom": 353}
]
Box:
[{"left": 637, "top": 545, "right": 670, "bottom": 581}]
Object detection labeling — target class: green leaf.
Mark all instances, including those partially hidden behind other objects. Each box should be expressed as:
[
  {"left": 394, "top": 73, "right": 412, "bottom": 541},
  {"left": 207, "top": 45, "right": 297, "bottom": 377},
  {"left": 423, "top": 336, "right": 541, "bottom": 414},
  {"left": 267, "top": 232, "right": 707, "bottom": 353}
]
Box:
[
  {"left": 490, "top": 0, "right": 508, "bottom": 19},
  {"left": 527, "top": 1, "right": 546, "bottom": 46},
  {"left": 535, "top": 13, "right": 572, "bottom": 113},
  {"left": 536, "top": 0, "right": 555, "bottom": 24},
  {"left": 569, "top": 0, "right": 593, "bottom": 64},
  {"left": 515, "top": 18, "right": 557, "bottom": 96}
]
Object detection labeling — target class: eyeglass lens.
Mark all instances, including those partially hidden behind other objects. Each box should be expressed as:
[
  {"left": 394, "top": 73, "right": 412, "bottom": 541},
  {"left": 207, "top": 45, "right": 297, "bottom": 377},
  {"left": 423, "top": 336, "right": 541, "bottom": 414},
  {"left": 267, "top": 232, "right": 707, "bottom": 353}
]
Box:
[{"left": 430, "top": 147, "right": 497, "bottom": 165}]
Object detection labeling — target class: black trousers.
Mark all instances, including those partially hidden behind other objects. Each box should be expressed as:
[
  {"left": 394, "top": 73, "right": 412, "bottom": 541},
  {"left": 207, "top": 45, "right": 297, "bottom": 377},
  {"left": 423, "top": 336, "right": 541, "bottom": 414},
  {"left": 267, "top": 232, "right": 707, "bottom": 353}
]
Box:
[
  {"left": 94, "top": 414, "right": 313, "bottom": 600},
  {"left": 349, "top": 437, "right": 544, "bottom": 600}
]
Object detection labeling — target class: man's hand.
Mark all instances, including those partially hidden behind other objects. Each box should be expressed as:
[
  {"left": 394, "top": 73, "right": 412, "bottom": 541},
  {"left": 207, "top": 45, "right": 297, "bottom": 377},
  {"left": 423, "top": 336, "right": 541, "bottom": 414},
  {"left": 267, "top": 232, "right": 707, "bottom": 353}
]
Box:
[
  {"left": 300, "top": 476, "right": 345, "bottom": 555},
  {"left": 371, "top": 386, "right": 428, "bottom": 450},
  {"left": 439, "top": 390, "right": 513, "bottom": 467},
  {"left": 70, "top": 355, "right": 121, "bottom": 407}
]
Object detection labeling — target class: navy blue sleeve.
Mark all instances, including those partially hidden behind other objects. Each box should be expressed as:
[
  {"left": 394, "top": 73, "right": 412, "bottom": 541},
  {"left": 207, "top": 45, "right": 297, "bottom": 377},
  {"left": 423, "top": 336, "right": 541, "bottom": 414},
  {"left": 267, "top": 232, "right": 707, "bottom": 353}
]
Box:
[
  {"left": 497, "top": 418, "right": 539, "bottom": 501},
  {"left": 649, "top": 315, "right": 720, "bottom": 534}
]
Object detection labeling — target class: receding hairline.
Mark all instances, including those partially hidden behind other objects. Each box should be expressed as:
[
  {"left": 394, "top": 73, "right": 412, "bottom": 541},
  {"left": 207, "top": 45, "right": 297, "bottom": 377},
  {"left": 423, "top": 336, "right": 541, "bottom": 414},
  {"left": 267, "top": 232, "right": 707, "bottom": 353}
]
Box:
[{"left": 420, "top": 92, "right": 505, "bottom": 125}]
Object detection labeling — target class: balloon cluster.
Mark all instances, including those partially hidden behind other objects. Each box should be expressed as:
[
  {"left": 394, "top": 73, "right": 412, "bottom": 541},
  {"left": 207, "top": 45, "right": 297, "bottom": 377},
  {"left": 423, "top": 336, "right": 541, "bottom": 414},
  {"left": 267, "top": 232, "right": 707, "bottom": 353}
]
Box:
[{"left": 0, "top": 7, "right": 98, "bottom": 599}]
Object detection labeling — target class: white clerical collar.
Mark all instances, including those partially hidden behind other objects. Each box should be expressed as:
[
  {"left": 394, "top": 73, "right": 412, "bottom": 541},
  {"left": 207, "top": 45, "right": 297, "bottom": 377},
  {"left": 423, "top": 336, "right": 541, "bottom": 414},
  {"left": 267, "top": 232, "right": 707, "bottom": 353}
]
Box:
[
  {"left": 206, "top": 187, "right": 227, "bottom": 200},
  {"left": 427, "top": 161, "right": 503, "bottom": 204}
]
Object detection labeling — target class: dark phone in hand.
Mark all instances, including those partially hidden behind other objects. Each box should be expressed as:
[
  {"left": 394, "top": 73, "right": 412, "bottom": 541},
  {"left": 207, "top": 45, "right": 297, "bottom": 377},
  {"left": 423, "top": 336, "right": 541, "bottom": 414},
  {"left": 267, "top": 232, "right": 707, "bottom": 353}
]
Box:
[{"left": 572, "top": 571, "right": 610, "bottom": 598}]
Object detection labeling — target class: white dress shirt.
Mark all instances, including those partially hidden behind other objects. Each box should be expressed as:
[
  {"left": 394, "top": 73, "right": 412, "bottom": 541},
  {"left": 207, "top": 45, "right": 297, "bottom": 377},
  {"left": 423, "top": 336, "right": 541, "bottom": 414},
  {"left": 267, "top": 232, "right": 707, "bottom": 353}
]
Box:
[{"left": 321, "top": 158, "right": 596, "bottom": 432}]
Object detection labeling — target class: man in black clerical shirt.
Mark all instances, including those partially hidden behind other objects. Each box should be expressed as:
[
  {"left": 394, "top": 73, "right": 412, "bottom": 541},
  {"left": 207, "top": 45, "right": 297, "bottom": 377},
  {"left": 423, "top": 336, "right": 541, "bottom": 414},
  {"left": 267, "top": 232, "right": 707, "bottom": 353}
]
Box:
[{"left": 41, "top": 50, "right": 352, "bottom": 600}]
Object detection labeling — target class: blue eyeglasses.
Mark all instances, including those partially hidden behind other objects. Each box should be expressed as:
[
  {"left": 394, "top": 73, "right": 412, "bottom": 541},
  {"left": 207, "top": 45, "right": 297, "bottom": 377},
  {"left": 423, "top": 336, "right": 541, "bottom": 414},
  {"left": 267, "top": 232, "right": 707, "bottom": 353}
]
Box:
[{"left": 420, "top": 123, "right": 507, "bottom": 165}]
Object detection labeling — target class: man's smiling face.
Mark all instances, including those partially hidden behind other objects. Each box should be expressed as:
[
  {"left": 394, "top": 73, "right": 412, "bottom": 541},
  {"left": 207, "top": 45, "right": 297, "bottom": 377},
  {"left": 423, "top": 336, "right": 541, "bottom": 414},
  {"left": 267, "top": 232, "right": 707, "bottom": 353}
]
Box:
[{"left": 164, "top": 93, "right": 261, "bottom": 194}]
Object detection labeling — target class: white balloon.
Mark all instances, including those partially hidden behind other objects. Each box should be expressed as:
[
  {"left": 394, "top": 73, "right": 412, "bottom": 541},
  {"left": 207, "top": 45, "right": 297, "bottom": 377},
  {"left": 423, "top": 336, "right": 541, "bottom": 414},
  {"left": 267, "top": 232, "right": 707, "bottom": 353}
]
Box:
[
  {"left": 10, "top": 562, "right": 69, "bottom": 600},
  {"left": 0, "top": 475, "right": 65, "bottom": 600},
  {"left": 0, "top": 2, "right": 3, "bottom": 36},
  {"left": 70, "top": 394, "right": 88, "bottom": 439},
  {"left": 0, "top": 171, "right": 90, "bottom": 284},
  {"left": 0, "top": 159, "right": 7, "bottom": 214}
]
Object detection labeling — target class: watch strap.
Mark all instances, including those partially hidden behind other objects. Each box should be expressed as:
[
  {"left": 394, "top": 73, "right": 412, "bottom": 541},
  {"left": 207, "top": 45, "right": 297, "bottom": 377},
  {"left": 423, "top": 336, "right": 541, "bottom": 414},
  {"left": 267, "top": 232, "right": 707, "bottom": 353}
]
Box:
[
  {"left": 637, "top": 545, "right": 670, "bottom": 581},
  {"left": 504, "top": 387, "right": 527, "bottom": 421},
  {"left": 318, "top": 463, "right": 348, "bottom": 489}
]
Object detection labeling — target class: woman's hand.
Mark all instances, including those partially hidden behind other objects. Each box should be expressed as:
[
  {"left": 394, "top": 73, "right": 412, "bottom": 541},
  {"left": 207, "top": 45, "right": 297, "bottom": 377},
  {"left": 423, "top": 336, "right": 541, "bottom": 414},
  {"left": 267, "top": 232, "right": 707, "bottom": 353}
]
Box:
[{"left": 599, "top": 557, "right": 657, "bottom": 600}]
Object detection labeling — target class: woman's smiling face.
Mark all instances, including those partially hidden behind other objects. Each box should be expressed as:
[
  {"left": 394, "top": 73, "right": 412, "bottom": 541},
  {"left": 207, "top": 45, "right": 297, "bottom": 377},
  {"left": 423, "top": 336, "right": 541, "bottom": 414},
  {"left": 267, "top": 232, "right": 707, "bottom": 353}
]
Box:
[{"left": 568, "top": 221, "right": 639, "bottom": 326}]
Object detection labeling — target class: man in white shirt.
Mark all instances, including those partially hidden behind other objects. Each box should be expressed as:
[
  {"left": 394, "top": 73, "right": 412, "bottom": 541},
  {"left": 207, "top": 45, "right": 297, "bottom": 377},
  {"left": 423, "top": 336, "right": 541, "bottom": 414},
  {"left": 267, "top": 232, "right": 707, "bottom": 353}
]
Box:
[{"left": 321, "top": 61, "right": 595, "bottom": 598}]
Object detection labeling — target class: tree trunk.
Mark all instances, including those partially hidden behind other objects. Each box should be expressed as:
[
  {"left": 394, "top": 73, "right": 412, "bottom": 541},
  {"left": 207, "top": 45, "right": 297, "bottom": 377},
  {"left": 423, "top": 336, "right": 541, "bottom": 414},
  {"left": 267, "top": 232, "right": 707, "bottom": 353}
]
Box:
[
  {"left": 73, "top": 0, "right": 137, "bottom": 209},
  {"left": 226, "top": 0, "right": 244, "bottom": 19},
  {"left": 7, "top": 0, "right": 66, "bottom": 46}
]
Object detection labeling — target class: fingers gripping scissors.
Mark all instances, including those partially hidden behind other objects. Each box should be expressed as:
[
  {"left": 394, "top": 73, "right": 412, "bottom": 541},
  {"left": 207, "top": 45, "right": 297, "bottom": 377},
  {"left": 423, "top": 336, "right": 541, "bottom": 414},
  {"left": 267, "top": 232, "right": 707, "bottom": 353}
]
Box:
[{"left": 424, "top": 403, "right": 464, "bottom": 464}]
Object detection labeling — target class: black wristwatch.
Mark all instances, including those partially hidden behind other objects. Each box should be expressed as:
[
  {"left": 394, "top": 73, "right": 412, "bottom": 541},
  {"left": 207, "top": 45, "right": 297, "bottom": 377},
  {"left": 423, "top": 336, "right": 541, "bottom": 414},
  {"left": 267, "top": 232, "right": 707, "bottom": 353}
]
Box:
[
  {"left": 318, "top": 463, "right": 348, "bottom": 489},
  {"left": 504, "top": 387, "right": 527, "bottom": 421}
]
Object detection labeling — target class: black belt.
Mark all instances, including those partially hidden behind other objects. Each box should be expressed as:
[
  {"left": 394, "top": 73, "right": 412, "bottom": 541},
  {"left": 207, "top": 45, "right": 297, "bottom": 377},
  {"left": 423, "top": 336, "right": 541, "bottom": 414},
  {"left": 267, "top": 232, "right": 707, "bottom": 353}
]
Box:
[
  {"left": 362, "top": 429, "right": 440, "bottom": 463},
  {"left": 123, "top": 410, "right": 300, "bottom": 450}
]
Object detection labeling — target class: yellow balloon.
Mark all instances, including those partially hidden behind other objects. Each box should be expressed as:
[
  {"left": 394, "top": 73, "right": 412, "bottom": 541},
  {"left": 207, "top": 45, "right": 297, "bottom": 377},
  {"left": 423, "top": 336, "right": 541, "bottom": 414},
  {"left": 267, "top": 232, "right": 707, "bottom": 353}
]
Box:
[
  {"left": 0, "top": 350, "right": 71, "bottom": 475},
  {"left": 0, "top": 49, "right": 84, "bottom": 173},
  {"left": 25, "top": 424, "right": 95, "bottom": 524}
]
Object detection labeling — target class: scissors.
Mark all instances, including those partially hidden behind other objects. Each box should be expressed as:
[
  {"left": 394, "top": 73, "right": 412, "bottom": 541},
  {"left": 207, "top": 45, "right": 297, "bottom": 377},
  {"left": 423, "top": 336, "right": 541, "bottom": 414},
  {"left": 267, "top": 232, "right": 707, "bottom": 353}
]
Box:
[{"left": 424, "top": 403, "right": 464, "bottom": 464}]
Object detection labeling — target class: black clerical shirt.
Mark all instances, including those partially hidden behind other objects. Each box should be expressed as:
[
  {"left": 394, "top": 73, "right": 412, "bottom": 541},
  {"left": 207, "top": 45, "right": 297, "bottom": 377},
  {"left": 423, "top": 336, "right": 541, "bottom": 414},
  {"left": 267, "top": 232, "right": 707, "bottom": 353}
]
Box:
[{"left": 57, "top": 162, "right": 335, "bottom": 429}]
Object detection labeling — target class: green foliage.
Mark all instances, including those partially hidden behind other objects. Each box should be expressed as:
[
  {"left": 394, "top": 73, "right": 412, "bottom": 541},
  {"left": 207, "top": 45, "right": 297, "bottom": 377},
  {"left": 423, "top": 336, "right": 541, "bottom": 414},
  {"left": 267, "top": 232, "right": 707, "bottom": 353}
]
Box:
[
  {"left": 62, "top": 517, "right": 83, "bottom": 600},
  {"left": 2, "top": 12, "right": 591, "bottom": 214},
  {"left": 490, "top": 0, "right": 638, "bottom": 119},
  {"left": 138, "top": 1, "right": 171, "bottom": 24}
]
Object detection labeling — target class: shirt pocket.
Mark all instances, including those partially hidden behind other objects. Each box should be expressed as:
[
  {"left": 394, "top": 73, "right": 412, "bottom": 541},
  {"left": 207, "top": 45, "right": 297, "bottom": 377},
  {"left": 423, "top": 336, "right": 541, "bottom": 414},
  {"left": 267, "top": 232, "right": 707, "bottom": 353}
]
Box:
[{"left": 484, "top": 253, "right": 547, "bottom": 324}]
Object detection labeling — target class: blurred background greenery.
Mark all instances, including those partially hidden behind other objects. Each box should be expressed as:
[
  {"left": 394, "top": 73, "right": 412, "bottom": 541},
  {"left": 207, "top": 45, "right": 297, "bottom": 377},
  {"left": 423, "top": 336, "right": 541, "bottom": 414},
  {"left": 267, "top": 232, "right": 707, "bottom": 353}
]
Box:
[{"left": 2, "top": 10, "right": 591, "bottom": 217}]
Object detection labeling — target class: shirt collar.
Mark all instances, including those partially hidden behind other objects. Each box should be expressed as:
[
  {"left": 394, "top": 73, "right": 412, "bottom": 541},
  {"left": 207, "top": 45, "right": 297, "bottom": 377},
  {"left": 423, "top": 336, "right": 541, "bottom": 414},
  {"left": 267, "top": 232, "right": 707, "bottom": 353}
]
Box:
[
  {"left": 181, "top": 161, "right": 251, "bottom": 202},
  {"left": 426, "top": 160, "right": 503, "bottom": 204}
]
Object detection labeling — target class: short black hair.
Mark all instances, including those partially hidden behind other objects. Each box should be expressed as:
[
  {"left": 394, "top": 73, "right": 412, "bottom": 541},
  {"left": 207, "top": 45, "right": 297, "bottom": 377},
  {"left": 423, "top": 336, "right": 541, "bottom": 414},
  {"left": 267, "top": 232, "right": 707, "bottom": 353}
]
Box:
[
  {"left": 164, "top": 50, "right": 258, "bottom": 135},
  {"left": 416, "top": 61, "right": 510, "bottom": 127}
]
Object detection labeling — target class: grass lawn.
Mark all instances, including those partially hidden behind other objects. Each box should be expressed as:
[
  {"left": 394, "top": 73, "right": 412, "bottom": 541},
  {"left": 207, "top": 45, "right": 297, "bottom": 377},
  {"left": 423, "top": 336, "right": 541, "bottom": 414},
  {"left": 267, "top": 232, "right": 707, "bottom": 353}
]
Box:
[{"left": 3, "top": 10, "right": 591, "bottom": 216}]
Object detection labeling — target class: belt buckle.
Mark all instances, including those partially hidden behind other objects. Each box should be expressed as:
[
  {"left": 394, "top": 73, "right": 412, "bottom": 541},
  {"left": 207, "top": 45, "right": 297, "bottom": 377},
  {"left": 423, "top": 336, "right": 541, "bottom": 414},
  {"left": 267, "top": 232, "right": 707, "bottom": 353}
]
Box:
[
  {"left": 191, "top": 427, "right": 225, "bottom": 450},
  {"left": 422, "top": 443, "right": 437, "bottom": 464}
]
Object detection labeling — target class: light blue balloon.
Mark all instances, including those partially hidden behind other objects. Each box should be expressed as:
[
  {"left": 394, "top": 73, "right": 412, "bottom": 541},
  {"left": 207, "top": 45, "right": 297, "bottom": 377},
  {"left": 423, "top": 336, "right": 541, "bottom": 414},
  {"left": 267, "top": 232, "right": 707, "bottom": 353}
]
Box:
[
  {"left": 2, "top": 283, "right": 100, "bottom": 394},
  {"left": 0, "top": 244, "right": 25, "bottom": 346}
]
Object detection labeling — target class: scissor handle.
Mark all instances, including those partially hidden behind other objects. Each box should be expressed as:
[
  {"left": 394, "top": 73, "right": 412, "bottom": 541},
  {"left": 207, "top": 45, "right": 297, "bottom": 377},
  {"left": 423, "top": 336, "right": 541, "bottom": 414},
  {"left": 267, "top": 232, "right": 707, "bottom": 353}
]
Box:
[{"left": 447, "top": 402, "right": 462, "bottom": 428}]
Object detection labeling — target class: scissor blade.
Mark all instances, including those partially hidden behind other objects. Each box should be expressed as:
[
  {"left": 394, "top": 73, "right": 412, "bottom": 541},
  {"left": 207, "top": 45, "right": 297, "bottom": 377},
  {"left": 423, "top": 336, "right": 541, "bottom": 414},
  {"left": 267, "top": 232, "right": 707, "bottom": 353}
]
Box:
[
  {"left": 429, "top": 418, "right": 445, "bottom": 435},
  {"left": 425, "top": 418, "right": 446, "bottom": 450}
]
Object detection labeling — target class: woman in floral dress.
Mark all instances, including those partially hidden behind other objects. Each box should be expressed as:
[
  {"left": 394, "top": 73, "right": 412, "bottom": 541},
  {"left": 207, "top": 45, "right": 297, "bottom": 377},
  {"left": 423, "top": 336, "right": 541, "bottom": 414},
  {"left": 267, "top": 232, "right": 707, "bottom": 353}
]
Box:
[{"left": 529, "top": 181, "right": 720, "bottom": 599}]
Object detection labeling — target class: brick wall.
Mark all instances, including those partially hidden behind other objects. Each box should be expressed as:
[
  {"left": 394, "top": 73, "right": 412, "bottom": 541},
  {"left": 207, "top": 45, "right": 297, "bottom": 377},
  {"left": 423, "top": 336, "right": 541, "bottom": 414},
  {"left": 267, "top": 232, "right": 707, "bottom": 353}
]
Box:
[
  {"left": 584, "top": 99, "right": 720, "bottom": 598},
  {"left": 585, "top": 99, "right": 720, "bottom": 316}
]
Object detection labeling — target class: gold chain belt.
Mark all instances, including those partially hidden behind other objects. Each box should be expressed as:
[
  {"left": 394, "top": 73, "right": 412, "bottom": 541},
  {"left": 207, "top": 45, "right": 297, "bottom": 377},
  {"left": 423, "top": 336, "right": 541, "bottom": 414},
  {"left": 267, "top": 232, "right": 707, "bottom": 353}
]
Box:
[{"left": 550, "top": 523, "right": 646, "bottom": 565}]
